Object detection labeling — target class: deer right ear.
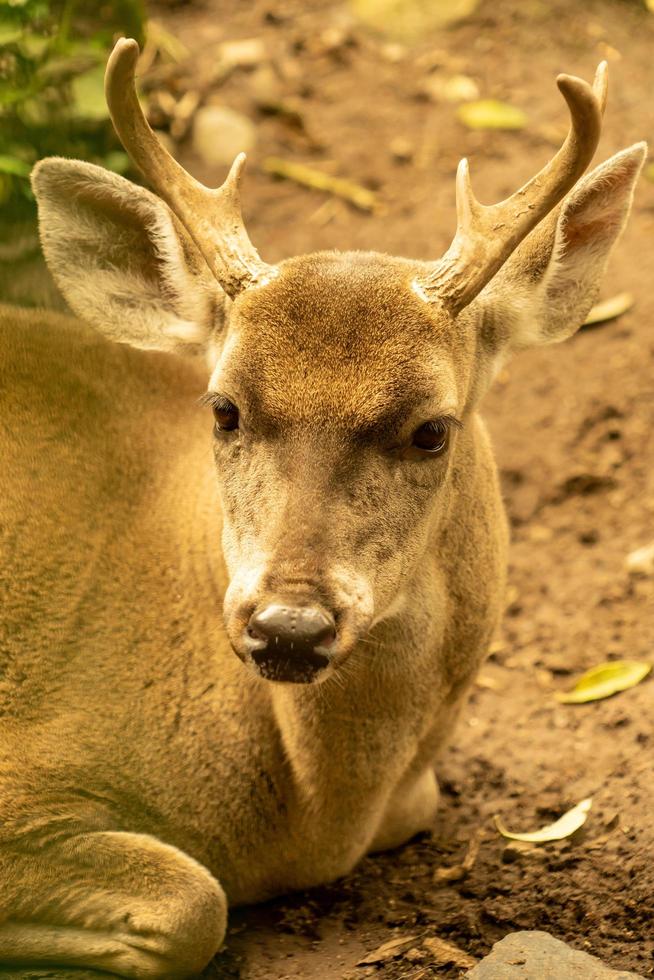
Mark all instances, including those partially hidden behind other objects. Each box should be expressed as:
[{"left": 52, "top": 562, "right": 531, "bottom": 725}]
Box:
[
  {"left": 32, "top": 158, "right": 223, "bottom": 355},
  {"left": 478, "top": 141, "right": 646, "bottom": 367}
]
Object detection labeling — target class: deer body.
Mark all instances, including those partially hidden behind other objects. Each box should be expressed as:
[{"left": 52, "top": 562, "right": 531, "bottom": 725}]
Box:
[
  {"left": 0, "top": 39, "right": 646, "bottom": 979},
  {"left": 1, "top": 279, "right": 505, "bottom": 895}
]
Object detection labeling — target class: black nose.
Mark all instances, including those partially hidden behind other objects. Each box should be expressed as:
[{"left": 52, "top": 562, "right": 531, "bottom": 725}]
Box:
[{"left": 245, "top": 603, "right": 337, "bottom": 683}]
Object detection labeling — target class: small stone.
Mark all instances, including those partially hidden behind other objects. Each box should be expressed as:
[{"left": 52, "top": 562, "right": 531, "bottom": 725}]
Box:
[
  {"left": 420, "top": 73, "right": 480, "bottom": 103},
  {"left": 192, "top": 106, "right": 256, "bottom": 167},
  {"left": 379, "top": 42, "right": 407, "bottom": 62},
  {"left": 389, "top": 137, "right": 414, "bottom": 162},
  {"left": 218, "top": 37, "right": 266, "bottom": 68},
  {"left": 464, "top": 931, "right": 645, "bottom": 979},
  {"left": 625, "top": 539, "right": 654, "bottom": 576}
]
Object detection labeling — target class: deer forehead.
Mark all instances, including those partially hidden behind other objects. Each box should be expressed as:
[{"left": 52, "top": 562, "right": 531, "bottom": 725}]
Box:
[{"left": 210, "top": 251, "right": 468, "bottom": 427}]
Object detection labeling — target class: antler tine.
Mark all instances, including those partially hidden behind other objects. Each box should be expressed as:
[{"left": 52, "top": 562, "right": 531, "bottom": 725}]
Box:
[
  {"left": 415, "top": 65, "right": 606, "bottom": 315},
  {"left": 104, "top": 38, "right": 276, "bottom": 298}
]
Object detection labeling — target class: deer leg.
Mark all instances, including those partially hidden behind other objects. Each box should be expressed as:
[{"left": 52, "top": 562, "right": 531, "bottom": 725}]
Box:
[
  {"left": 0, "top": 830, "right": 227, "bottom": 979},
  {"left": 370, "top": 767, "right": 440, "bottom": 853}
]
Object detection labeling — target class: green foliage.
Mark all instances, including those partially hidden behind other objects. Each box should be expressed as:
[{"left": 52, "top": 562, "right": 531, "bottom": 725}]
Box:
[{"left": 0, "top": 0, "right": 145, "bottom": 223}]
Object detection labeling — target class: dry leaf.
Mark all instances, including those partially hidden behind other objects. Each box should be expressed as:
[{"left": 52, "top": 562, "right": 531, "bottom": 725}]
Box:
[
  {"left": 583, "top": 292, "right": 633, "bottom": 326},
  {"left": 422, "top": 936, "right": 477, "bottom": 969},
  {"left": 494, "top": 797, "right": 592, "bottom": 843},
  {"left": 555, "top": 660, "right": 651, "bottom": 704},
  {"left": 262, "top": 157, "right": 378, "bottom": 212},
  {"left": 457, "top": 99, "right": 527, "bottom": 130},
  {"left": 357, "top": 934, "right": 418, "bottom": 965}
]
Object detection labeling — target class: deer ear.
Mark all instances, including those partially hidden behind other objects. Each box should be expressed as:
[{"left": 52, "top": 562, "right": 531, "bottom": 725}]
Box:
[
  {"left": 32, "top": 158, "right": 224, "bottom": 355},
  {"left": 480, "top": 142, "right": 646, "bottom": 358}
]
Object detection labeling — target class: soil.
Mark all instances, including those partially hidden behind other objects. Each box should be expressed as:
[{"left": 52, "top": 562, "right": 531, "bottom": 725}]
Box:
[{"left": 150, "top": 1, "right": 654, "bottom": 977}]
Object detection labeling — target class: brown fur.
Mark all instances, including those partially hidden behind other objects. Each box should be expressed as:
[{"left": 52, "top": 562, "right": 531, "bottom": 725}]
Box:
[{"left": 0, "top": 136, "right": 645, "bottom": 977}]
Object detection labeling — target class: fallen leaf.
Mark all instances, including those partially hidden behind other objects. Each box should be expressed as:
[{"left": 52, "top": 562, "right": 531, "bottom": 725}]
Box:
[
  {"left": 583, "top": 292, "right": 633, "bottom": 326},
  {"left": 351, "top": 0, "right": 479, "bottom": 41},
  {"left": 357, "top": 934, "right": 418, "bottom": 965},
  {"left": 494, "top": 797, "right": 592, "bottom": 843},
  {"left": 626, "top": 540, "right": 654, "bottom": 576},
  {"left": 555, "top": 660, "right": 651, "bottom": 704},
  {"left": 422, "top": 936, "right": 477, "bottom": 969},
  {"left": 457, "top": 99, "right": 527, "bottom": 130},
  {"left": 263, "top": 157, "right": 378, "bottom": 212}
]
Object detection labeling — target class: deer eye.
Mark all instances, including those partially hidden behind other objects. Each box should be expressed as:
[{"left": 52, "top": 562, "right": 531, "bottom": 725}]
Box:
[
  {"left": 212, "top": 397, "right": 239, "bottom": 432},
  {"left": 411, "top": 419, "right": 450, "bottom": 454}
]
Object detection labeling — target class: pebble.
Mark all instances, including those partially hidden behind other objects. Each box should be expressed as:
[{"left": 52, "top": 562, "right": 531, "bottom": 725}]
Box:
[{"left": 192, "top": 105, "right": 256, "bottom": 167}]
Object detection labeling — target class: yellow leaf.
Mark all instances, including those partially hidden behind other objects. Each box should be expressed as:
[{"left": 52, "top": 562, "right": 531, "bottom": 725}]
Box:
[
  {"left": 350, "top": 0, "right": 479, "bottom": 41},
  {"left": 555, "top": 660, "right": 651, "bottom": 704},
  {"left": 494, "top": 797, "right": 592, "bottom": 843},
  {"left": 583, "top": 292, "right": 633, "bottom": 325},
  {"left": 262, "top": 157, "right": 378, "bottom": 212},
  {"left": 457, "top": 99, "right": 527, "bottom": 131}
]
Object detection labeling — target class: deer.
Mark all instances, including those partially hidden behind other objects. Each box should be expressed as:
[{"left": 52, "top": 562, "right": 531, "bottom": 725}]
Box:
[{"left": 0, "top": 36, "right": 646, "bottom": 979}]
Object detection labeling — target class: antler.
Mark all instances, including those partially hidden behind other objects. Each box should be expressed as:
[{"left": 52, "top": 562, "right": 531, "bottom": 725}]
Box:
[
  {"left": 105, "top": 38, "right": 276, "bottom": 298},
  {"left": 413, "top": 62, "right": 608, "bottom": 315}
]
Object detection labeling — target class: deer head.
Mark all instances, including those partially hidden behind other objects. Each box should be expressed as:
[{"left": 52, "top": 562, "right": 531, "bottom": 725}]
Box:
[{"left": 31, "top": 40, "right": 646, "bottom": 684}]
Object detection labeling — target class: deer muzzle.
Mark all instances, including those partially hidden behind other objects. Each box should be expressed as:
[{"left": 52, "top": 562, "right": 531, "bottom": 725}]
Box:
[{"left": 243, "top": 602, "right": 337, "bottom": 683}]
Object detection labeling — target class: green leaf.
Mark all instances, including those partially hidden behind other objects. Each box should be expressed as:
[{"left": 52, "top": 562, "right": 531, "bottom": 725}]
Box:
[
  {"left": 457, "top": 99, "right": 527, "bottom": 131},
  {"left": 70, "top": 63, "right": 108, "bottom": 120},
  {"left": 0, "top": 24, "right": 24, "bottom": 43},
  {"left": 555, "top": 660, "right": 651, "bottom": 704},
  {"left": 495, "top": 797, "right": 592, "bottom": 843},
  {"left": 0, "top": 154, "right": 31, "bottom": 176}
]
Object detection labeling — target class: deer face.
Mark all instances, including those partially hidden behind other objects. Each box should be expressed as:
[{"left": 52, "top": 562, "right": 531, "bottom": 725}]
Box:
[
  {"left": 209, "top": 252, "right": 471, "bottom": 682},
  {"left": 32, "top": 41, "right": 646, "bottom": 684}
]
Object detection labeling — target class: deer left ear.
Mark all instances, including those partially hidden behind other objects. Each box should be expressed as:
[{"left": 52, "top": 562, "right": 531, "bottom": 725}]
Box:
[
  {"left": 32, "top": 158, "right": 224, "bottom": 356},
  {"left": 480, "top": 141, "right": 646, "bottom": 357}
]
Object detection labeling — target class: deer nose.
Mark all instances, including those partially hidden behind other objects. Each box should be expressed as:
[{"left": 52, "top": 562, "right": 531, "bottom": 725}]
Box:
[{"left": 244, "top": 603, "right": 337, "bottom": 683}]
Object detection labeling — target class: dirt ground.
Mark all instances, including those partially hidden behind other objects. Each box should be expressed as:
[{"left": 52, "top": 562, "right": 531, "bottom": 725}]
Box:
[{"left": 149, "top": 1, "right": 654, "bottom": 977}]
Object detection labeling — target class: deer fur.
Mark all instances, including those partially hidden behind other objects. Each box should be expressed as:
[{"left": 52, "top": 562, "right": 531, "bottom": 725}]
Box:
[{"left": 0, "top": 55, "right": 646, "bottom": 979}]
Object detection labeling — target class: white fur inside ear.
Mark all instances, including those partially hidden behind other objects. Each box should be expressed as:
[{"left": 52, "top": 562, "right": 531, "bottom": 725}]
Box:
[
  {"left": 32, "top": 157, "right": 223, "bottom": 356},
  {"left": 163, "top": 319, "right": 207, "bottom": 343}
]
